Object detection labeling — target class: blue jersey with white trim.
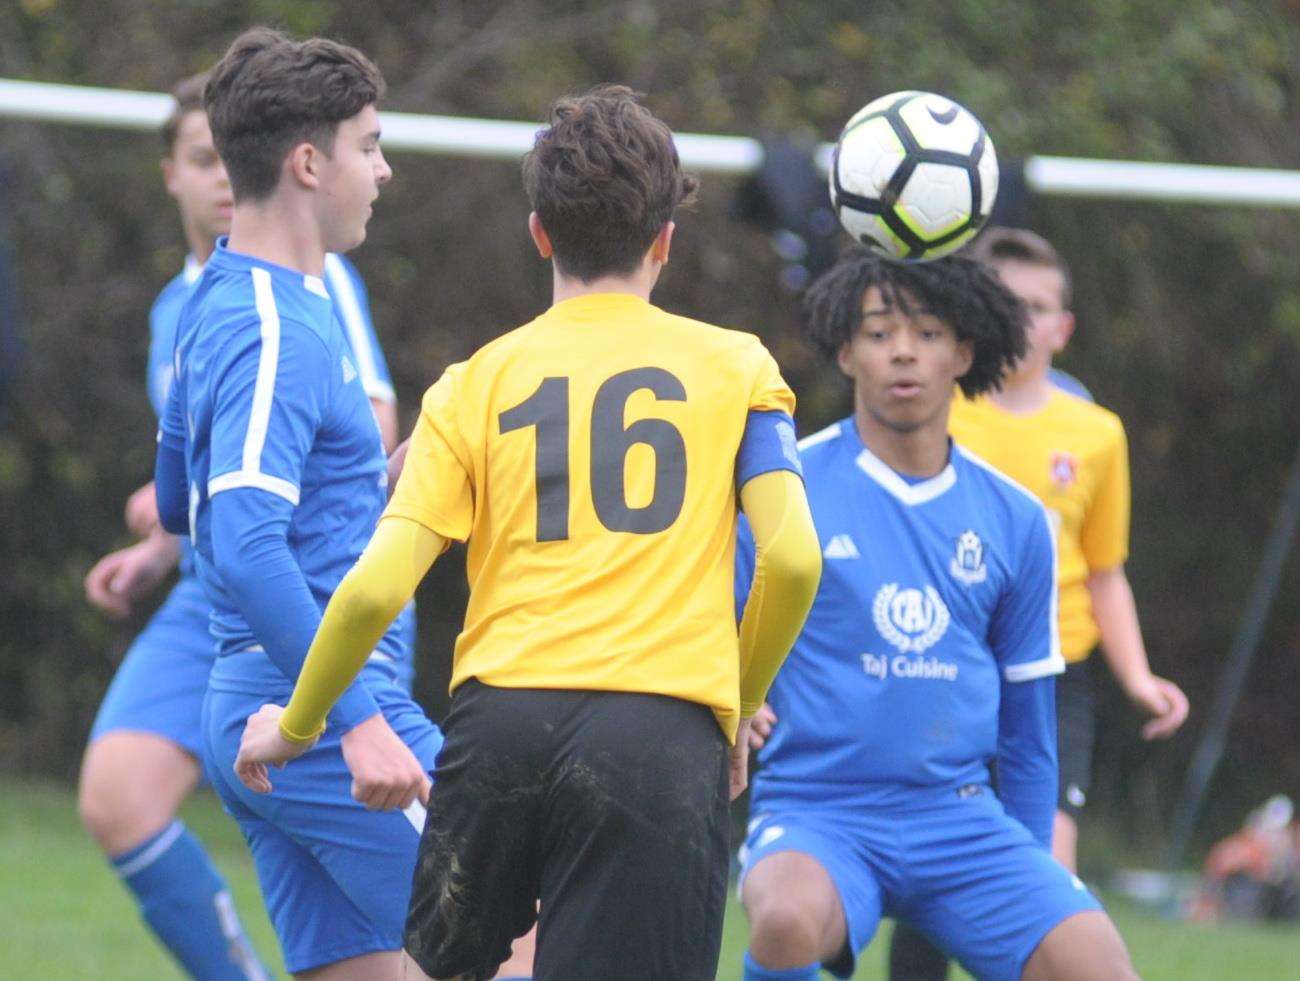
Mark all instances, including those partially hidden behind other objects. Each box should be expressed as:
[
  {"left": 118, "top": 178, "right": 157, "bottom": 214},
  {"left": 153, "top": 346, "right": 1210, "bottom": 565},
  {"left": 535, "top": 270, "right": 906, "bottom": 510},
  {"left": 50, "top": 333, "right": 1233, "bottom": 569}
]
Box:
[
  {"left": 739, "top": 416, "right": 1062, "bottom": 810},
  {"left": 148, "top": 256, "right": 203, "bottom": 419},
  {"left": 322, "top": 252, "right": 396, "bottom": 405},
  {"left": 150, "top": 253, "right": 394, "bottom": 580},
  {"left": 163, "top": 240, "right": 410, "bottom": 676}
]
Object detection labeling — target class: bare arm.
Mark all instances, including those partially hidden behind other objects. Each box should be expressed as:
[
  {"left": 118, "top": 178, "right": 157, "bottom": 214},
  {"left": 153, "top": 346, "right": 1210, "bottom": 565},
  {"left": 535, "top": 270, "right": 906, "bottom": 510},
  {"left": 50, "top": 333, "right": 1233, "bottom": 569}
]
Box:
[
  {"left": 84, "top": 525, "right": 180, "bottom": 619},
  {"left": 370, "top": 397, "right": 399, "bottom": 455},
  {"left": 1087, "top": 564, "right": 1189, "bottom": 740},
  {"left": 386, "top": 437, "right": 411, "bottom": 497}
]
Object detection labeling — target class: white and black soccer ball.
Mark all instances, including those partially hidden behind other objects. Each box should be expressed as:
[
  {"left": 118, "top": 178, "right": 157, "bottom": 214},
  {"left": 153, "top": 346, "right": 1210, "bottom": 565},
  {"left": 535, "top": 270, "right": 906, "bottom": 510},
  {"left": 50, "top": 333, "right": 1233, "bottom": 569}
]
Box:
[{"left": 829, "top": 91, "right": 998, "bottom": 261}]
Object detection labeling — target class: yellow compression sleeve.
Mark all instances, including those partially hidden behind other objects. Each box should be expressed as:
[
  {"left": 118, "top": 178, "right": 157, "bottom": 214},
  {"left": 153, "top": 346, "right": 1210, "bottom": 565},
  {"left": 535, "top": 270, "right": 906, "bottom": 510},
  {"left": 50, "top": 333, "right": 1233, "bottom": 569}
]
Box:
[
  {"left": 737, "top": 469, "right": 822, "bottom": 718},
  {"left": 279, "top": 516, "right": 445, "bottom": 743}
]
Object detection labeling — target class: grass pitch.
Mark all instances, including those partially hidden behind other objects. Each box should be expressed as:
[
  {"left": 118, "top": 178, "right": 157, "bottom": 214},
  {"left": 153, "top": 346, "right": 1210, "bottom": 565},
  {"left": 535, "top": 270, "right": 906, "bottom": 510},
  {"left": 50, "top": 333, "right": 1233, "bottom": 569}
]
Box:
[{"left": 2, "top": 778, "right": 1295, "bottom": 978}]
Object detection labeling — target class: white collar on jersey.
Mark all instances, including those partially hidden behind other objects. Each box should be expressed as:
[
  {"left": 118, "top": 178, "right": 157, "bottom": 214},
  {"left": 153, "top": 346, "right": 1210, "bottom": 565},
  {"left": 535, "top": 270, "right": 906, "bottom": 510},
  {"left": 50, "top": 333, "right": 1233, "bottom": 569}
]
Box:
[
  {"left": 854, "top": 441, "right": 956, "bottom": 506},
  {"left": 183, "top": 253, "right": 203, "bottom": 285},
  {"left": 302, "top": 274, "right": 329, "bottom": 299}
]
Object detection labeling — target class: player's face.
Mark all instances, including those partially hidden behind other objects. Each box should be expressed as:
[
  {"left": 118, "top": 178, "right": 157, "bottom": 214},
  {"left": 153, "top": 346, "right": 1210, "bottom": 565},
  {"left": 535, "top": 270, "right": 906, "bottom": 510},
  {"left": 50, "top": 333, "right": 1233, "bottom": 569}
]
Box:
[
  {"left": 838, "top": 285, "right": 973, "bottom": 434},
  {"left": 315, "top": 105, "right": 391, "bottom": 253},
  {"left": 162, "top": 111, "right": 232, "bottom": 243},
  {"left": 994, "top": 260, "right": 1073, "bottom": 380}
]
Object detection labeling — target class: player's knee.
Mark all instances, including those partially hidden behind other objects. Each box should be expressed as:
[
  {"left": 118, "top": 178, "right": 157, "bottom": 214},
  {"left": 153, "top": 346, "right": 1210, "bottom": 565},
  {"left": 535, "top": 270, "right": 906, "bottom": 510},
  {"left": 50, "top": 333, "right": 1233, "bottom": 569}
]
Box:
[
  {"left": 78, "top": 758, "right": 136, "bottom": 849},
  {"left": 747, "top": 896, "right": 824, "bottom": 965},
  {"left": 78, "top": 741, "right": 183, "bottom": 853}
]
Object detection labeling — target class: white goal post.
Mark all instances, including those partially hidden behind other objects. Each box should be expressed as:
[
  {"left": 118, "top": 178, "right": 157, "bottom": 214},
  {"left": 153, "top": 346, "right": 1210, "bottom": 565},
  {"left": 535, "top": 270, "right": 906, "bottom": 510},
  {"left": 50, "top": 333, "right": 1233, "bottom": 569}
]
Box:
[{"left": 4, "top": 77, "right": 1300, "bottom": 208}]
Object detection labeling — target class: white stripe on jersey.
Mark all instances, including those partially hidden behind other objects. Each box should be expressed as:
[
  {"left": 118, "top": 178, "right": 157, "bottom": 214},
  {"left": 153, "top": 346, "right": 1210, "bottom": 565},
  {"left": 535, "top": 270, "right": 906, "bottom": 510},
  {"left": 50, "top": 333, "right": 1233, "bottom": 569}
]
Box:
[
  {"left": 955, "top": 443, "right": 1064, "bottom": 678},
  {"left": 206, "top": 267, "right": 300, "bottom": 507},
  {"left": 208, "top": 469, "right": 300, "bottom": 506},
  {"left": 245, "top": 267, "right": 280, "bottom": 473},
  {"left": 1004, "top": 653, "right": 1066, "bottom": 682},
  {"left": 797, "top": 420, "right": 843, "bottom": 451},
  {"left": 324, "top": 253, "right": 395, "bottom": 404},
  {"left": 855, "top": 441, "right": 956, "bottom": 506}
]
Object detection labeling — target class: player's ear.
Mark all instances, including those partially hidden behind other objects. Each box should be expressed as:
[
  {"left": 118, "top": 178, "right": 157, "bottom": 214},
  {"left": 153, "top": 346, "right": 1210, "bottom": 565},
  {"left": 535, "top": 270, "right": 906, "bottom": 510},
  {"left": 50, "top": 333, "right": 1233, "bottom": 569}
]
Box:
[
  {"left": 528, "top": 212, "right": 553, "bottom": 259},
  {"left": 650, "top": 221, "right": 675, "bottom": 266},
  {"left": 287, "top": 141, "right": 321, "bottom": 191},
  {"left": 161, "top": 156, "right": 179, "bottom": 197},
  {"left": 1052, "top": 311, "right": 1076, "bottom": 354},
  {"left": 954, "top": 338, "right": 975, "bottom": 378},
  {"left": 836, "top": 342, "right": 854, "bottom": 379}
]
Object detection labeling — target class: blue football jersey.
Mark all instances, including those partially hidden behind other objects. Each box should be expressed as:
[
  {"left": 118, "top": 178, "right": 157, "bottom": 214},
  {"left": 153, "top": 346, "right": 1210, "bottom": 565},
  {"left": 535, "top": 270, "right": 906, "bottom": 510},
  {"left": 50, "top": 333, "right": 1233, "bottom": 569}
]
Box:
[
  {"left": 150, "top": 252, "right": 397, "bottom": 583},
  {"left": 150, "top": 253, "right": 394, "bottom": 420},
  {"left": 738, "top": 417, "right": 1063, "bottom": 811},
  {"left": 163, "top": 240, "right": 411, "bottom": 683},
  {"left": 148, "top": 256, "right": 203, "bottom": 419}
]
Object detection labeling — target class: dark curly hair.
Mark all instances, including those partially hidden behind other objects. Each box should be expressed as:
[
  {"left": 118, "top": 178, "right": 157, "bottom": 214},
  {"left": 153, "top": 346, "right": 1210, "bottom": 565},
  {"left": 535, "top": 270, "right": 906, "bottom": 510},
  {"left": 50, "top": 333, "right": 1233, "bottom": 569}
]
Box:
[{"left": 801, "top": 248, "right": 1027, "bottom": 397}]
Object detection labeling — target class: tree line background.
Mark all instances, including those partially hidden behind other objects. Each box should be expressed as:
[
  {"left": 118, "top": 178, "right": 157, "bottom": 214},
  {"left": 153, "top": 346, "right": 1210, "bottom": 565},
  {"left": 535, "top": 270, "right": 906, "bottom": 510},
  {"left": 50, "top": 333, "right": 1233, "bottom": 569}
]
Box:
[{"left": 1, "top": 0, "right": 1298, "bottom": 867}]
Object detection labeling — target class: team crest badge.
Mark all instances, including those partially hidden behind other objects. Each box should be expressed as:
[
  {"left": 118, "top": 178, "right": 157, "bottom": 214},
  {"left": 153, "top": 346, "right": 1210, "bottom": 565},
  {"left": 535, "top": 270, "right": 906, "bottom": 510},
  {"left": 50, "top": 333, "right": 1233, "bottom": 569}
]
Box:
[
  {"left": 950, "top": 530, "right": 988, "bottom": 585},
  {"left": 873, "top": 583, "right": 950, "bottom": 654},
  {"left": 1050, "top": 451, "right": 1078, "bottom": 489}
]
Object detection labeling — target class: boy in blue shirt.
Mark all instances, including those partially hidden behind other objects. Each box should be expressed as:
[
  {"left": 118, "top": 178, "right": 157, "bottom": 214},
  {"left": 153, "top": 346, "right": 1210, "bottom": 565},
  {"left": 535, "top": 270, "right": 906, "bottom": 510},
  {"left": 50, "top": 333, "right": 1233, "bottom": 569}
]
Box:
[
  {"left": 737, "top": 251, "right": 1137, "bottom": 981},
  {"left": 152, "top": 32, "right": 448, "bottom": 979},
  {"left": 80, "top": 72, "right": 397, "bottom": 980}
]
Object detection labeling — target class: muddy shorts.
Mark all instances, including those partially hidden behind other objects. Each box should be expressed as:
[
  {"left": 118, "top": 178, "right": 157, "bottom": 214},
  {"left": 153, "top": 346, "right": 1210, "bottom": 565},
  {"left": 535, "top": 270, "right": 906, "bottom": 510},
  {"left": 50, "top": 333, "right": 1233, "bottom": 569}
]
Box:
[{"left": 404, "top": 679, "right": 730, "bottom": 981}]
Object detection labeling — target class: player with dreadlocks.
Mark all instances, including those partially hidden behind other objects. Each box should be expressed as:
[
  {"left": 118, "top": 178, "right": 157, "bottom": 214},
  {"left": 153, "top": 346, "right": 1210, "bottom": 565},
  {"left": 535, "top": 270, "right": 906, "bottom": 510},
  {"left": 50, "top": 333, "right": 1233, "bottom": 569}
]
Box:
[{"left": 737, "top": 248, "right": 1137, "bottom": 981}]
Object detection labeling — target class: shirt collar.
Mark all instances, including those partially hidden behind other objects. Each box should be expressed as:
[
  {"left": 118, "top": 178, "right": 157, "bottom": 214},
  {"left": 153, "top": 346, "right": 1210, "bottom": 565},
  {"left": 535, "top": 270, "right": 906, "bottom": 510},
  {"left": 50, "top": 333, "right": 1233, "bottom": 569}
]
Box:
[
  {"left": 209, "top": 237, "right": 332, "bottom": 299},
  {"left": 841, "top": 415, "right": 957, "bottom": 506}
]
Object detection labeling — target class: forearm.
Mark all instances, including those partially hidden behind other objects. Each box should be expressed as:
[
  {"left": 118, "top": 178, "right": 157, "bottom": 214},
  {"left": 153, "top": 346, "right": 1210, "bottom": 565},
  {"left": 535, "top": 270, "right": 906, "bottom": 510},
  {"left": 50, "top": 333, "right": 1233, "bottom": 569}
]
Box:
[
  {"left": 280, "top": 516, "right": 442, "bottom": 742},
  {"left": 154, "top": 432, "right": 189, "bottom": 536},
  {"left": 997, "top": 675, "right": 1058, "bottom": 848},
  {"left": 1087, "top": 565, "right": 1151, "bottom": 692},
  {"left": 212, "top": 490, "right": 379, "bottom": 730},
  {"left": 737, "top": 470, "right": 821, "bottom": 717}
]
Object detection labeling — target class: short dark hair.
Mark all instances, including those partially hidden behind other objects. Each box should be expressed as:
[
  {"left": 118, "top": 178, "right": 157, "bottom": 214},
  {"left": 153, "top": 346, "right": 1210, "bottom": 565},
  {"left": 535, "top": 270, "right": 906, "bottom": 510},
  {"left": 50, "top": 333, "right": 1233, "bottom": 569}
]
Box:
[
  {"left": 522, "top": 85, "right": 698, "bottom": 282},
  {"left": 802, "top": 249, "right": 1027, "bottom": 398},
  {"left": 161, "top": 72, "right": 208, "bottom": 154},
  {"left": 965, "top": 226, "right": 1072, "bottom": 308},
  {"left": 204, "top": 27, "right": 385, "bottom": 202}
]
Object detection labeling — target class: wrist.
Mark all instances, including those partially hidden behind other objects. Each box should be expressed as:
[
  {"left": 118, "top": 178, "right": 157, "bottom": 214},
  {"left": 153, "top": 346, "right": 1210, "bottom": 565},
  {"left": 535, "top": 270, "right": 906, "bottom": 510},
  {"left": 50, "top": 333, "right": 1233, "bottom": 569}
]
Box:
[
  {"left": 278, "top": 716, "right": 324, "bottom": 746},
  {"left": 144, "top": 529, "right": 181, "bottom": 566},
  {"left": 1114, "top": 666, "right": 1154, "bottom": 697}
]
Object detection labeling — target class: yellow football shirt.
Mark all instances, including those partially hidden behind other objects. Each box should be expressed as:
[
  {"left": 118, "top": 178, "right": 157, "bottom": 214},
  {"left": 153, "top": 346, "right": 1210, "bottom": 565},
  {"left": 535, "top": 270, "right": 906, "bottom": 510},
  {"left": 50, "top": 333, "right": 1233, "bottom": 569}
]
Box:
[
  {"left": 384, "top": 292, "right": 796, "bottom": 732},
  {"left": 948, "top": 388, "right": 1130, "bottom": 662}
]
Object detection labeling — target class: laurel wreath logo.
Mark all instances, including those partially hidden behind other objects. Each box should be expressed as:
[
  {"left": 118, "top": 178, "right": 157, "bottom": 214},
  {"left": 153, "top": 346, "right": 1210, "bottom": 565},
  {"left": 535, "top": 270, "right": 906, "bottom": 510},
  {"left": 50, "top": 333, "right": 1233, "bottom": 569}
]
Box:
[{"left": 873, "top": 583, "right": 951, "bottom": 654}]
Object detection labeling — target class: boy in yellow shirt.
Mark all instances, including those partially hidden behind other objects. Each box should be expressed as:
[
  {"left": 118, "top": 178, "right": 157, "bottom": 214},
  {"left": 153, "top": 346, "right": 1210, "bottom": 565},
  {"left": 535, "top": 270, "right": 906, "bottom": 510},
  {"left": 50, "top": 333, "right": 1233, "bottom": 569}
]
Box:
[{"left": 233, "top": 85, "right": 821, "bottom": 980}]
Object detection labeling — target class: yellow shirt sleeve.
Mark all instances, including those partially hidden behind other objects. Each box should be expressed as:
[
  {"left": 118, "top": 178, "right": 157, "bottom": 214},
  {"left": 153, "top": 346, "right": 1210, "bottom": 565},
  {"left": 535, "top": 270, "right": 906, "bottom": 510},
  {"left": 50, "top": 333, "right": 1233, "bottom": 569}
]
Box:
[
  {"left": 278, "top": 517, "right": 444, "bottom": 743},
  {"left": 1080, "top": 417, "right": 1131, "bottom": 572},
  {"left": 748, "top": 340, "right": 797, "bottom": 416},
  {"left": 383, "top": 365, "right": 476, "bottom": 542},
  {"left": 736, "top": 469, "right": 821, "bottom": 718}
]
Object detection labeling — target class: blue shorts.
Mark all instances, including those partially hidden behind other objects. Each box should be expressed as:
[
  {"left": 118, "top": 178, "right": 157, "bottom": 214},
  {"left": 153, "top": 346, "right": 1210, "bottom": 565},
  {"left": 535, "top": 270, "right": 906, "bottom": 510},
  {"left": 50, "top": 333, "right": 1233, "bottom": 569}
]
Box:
[
  {"left": 89, "top": 578, "right": 418, "bottom": 759},
  {"left": 89, "top": 575, "right": 214, "bottom": 758},
  {"left": 202, "top": 673, "right": 444, "bottom": 974},
  {"left": 739, "top": 785, "right": 1102, "bottom": 981}
]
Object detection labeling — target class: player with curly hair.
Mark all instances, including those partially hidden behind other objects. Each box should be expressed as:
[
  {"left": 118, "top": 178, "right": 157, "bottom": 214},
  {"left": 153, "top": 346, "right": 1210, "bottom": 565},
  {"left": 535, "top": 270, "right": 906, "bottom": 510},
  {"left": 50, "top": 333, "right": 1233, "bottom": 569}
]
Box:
[{"left": 738, "top": 248, "right": 1137, "bottom": 981}]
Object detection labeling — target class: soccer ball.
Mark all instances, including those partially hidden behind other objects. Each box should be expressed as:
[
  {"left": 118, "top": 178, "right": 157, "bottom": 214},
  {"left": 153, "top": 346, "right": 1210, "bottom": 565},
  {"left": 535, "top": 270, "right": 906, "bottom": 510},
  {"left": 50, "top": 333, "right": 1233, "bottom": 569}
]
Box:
[{"left": 829, "top": 91, "right": 998, "bottom": 261}]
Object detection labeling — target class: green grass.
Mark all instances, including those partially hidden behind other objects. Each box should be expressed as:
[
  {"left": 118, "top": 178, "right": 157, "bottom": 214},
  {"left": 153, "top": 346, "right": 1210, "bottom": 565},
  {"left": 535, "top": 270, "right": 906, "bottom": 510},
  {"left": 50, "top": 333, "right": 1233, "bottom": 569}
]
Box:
[{"left": 2, "top": 779, "right": 1296, "bottom": 979}]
